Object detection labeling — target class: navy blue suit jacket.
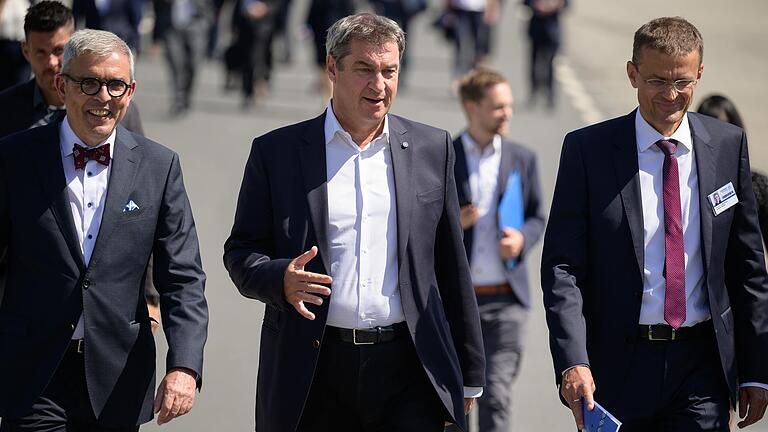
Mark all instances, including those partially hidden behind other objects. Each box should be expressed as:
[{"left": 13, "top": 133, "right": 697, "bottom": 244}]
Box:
[
  {"left": 224, "top": 112, "right": 485, "bottom": 432},
  {"left": 0, "top": 121, "right": 208, "bottom": 426},
  {"left": 541, "top": 110, "right": 768, "bottom": 409},
  {"left": 453, "top": 135, "right": 545, "bottom": 308}
]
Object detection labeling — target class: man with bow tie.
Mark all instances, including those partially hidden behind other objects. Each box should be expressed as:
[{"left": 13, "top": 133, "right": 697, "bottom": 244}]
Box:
[{"left": 0, "top": 29, "right": 208, "bottom": 431}]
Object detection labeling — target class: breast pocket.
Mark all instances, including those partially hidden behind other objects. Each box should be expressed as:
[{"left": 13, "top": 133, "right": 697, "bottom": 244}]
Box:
[{"left": 416, "top": 187, "right": 443, "bottom": 204}]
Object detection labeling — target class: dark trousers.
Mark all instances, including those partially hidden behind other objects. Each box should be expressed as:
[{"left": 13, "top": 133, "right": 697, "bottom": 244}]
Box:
[
  {"left": 474, "top": 303, "right": 526, "bottom": 432},
  {"left": 297, "top": 327, "right": 448, "bottom": 431},
  {"left": 609, "top": 334, "right": 730, "bottom": 432},
  {"left": 239, "top": 16, "right": 275, "bottom": 98},
  {"left": 529, "top": 37, "right": 558, "bottom": 103},
  {"left": 163, "top": 22, "right": 208, "bottom": 111},
  {"left": 0, "top": 348, "right": 138, "bottom": 432},
  {"left": 452, "top": 9, "right": 491, "bottom": 77}
]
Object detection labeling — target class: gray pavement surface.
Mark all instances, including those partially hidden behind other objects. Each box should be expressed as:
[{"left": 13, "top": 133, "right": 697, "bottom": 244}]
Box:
[{"left": 127, "top": 1, "right": 767, "bottom": 431}]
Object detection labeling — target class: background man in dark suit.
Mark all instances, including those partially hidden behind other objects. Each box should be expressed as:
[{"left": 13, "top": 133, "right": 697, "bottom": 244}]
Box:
[
  {"left": 0, "top": 29, "right": 208, "bottom": 431},
  {"left": 224, "top": 13, "right": 484, "bottom": 432},
  {"left": 72, "top": 0, "right": 144, "bottom": 51},
  {"left": 0, "top": 0, "right": 155, "bottom": 329},
  {"left": 541, "top": 16, "right": 768, "bottom": 431},
  {"left": 452, "top": 68, "right": 544, "bottom": 432}
]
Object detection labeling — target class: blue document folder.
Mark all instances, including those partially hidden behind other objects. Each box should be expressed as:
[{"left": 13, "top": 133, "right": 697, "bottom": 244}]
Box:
[
  {"left": 498, "top": 171, "right": 524, "bottom": 270},
  {"left": 582, "top": 400, "right": 622, "bottom": 432}
]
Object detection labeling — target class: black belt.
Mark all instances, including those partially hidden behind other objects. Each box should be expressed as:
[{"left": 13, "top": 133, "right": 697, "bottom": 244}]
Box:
[
  {"left": 638, "top": 320, "right": 713, "bottom": 341},
  {"left": 68, "top": 339, "right": 85, "bottom": 354},
  {"left": 326, "top": 322, "right": 409, "bottom": 345}
]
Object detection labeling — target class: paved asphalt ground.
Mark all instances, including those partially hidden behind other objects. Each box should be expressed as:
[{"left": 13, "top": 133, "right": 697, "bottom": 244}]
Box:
[{"left": 135, "top": 1, "right": 768, "bottom": 430}]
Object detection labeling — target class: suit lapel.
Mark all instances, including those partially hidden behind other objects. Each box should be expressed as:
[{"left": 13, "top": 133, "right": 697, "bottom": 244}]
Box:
[
  {"left": 388, "top": 116, "right": 413, "bottom": 268},
  {"left": 299, "top": 113, "right": 331, "bottom": 273},
  {"left": 690, "top": 114, "right": 715, "bottom": 274},
  {"left": 34, "top": 123, "right": 85, "bottom": 269},
  {"left": 88, "top": 127, "right": 140, "bottom": 267},
  {"left": 612, "top": 111, "right": 645, "bottom": 281},
  {"left": 453, "top": 136, "right": 472, "bottom": 205}
]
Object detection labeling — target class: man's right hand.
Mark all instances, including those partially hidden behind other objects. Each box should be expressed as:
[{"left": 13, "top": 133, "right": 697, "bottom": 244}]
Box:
[
  {"left": 561, "top": 365, "right": 596, "bottom": 431},
  {"left": 283, "top": 246, "right": 332, "bottom": 320},
  {"left": 459, "top": 204, "right": 479, "bottom": 230}
]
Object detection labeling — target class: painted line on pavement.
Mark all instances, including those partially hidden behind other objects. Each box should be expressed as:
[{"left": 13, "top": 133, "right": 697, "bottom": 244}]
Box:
[{"left": 555, "top": 56, "right": 604, "bottom": 126}]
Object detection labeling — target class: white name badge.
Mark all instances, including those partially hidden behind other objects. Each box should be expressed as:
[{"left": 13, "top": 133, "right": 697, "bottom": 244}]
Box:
[{"left": 707, "top": 182, "right": 738, "bottom": 216}]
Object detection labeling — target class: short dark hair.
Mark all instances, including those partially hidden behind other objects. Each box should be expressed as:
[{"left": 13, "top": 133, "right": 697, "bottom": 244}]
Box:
[
  {"left": 696, "top": 94, "right": 745, "bottom": 129},
  {"left": 632, "top": 17, "right": 703, "bottom": 66},
  {"left": 326, "top": 13, "right": 406, "bottom": 68},
  {"left": 24, "top": 1, "right": 73, "bottom": 36},
  {"left": 458, "top": 68, "right": 508, "bottom": 104}
]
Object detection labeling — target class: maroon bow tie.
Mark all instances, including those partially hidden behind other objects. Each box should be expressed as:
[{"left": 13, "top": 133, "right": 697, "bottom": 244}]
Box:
[{"left": 73, "top": 143, "right": 111, "bottom": 170}]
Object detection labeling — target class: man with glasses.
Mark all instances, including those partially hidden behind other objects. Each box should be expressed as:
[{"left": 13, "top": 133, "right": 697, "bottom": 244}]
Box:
[
  {"left": 542, "top": 16, "right": 768, "bottom": 432},
  {"left": 0, "top": 29, "right": 209, "bottom": 431}
]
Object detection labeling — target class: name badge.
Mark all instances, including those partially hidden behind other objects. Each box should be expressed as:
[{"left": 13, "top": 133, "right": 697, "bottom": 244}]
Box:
[{"left": 707, "top": 182, "right": 738, "bottom": 216}]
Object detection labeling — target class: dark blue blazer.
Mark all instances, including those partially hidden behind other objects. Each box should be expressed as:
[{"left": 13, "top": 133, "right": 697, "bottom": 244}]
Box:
[
  {"left": 453, "top": 135, "right": 545, "bottom": 308},
  {"left": 224, "top": 112, "right": 485, "bottom": 432},
  {"left": 541, "top": 110, "right": 768, "bottom": 409},
  {"left": 0, "top": 121, "right": 208, "bottom": 426}
]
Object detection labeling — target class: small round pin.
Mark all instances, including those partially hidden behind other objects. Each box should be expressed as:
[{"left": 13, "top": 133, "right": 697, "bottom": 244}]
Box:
[{"left": 401, "top": 141, "right": 409, "bottom": 149}]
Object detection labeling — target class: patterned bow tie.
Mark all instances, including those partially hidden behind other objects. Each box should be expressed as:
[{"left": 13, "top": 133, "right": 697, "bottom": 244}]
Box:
[{"left": 73, "top": 143, "right": 111, "bottom": 170}]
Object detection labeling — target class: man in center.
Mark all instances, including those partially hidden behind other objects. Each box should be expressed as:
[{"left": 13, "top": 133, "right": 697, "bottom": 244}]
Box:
[{"left": 224, "top": 13, "right": 485, "bottom": 432}]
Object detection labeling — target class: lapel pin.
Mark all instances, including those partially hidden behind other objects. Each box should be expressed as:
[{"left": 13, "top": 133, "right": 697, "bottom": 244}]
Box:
[{"left": 401, "top": 141, "right": 409, "bottom": 149}]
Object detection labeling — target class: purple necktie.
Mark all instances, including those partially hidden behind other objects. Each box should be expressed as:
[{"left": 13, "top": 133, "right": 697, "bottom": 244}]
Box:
[{"left": 656, "top": 139, "right": 686, "bottom": 328}]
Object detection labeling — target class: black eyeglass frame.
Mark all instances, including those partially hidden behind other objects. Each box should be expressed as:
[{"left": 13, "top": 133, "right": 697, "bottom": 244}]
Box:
[{"left": 61, "top": 73, "right": 131, "bottom": 98}]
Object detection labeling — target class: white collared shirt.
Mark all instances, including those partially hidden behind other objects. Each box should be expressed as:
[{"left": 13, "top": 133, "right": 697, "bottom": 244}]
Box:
[
  {"left": 636, "top": 109, "right": 708, "bottom": 326},
  {"left": 60, "top": 116, "right": 115, "bottom": 339},
  {"left": 461, "top": 132, "right": 507, "bottom": 285},
  {"left": 324, "top": 101, "right": 404, "bottom": 329}
]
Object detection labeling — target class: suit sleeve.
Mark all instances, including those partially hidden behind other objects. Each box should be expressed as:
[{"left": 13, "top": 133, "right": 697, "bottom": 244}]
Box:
[
  {"left": 725, "top": 132, "right": 768, "bottom": 384},
  {"left": 540, "top": 132, "right": 590, "bottom": 381},
  {"left": 518, "top": 151, "right": 545, "bottom": 258},
  {"left": 0, "top": 148, "right": 8, "bottom": 288},
  {"left": 435, "top": 130, "right": 486, "bottom": 388},
  {"left": 223, "top": 139, "right": 291, "bottom": 310},
  {"left": 153, "top": 153, "right": 209, "bottom": 386}
]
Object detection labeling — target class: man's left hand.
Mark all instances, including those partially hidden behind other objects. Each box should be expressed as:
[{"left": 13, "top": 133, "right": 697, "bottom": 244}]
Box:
[
  {"left": 499, "top": 228, "right": 524, "bottom": 260},
  {"left": 464, "top": 397, "right": 476, "bottom": 415},
  {"left": 738, "top": 386, "right": 768, "bottom": 428},
  {"left": 154, "top": 368, "right": 197, "bottom": 425}
]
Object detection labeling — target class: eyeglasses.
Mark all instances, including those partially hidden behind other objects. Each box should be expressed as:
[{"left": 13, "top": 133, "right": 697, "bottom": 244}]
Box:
[
  {"left": 62, "top": 73, "right": 131, "bottom": 97},
  {"left": 631, "top": 63, "right": 697, "bottom": 92}
]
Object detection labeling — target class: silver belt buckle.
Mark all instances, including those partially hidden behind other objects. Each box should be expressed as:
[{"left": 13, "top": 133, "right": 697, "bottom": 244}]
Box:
[
  {"left": 353, "top": 329, "right": 375, "bottom": 345},
  {"left": 647, "top": 325, "right": 674, "bottom": 341},
  {"left": 75, "top": 339, "right": 85, "bottom": 353}
]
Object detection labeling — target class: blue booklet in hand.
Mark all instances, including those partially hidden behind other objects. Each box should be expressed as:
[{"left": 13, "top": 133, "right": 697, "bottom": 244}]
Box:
[
  {"left": 498, "top": 171, "right": 524, "bottom": 270},
  {"left": 582, "top": 400, "right": 622, "bottom": 432}
]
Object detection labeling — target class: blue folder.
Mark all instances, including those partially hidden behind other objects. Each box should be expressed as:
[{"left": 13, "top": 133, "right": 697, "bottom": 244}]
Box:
[
  {"left": 582, "top": 400, "right": 622, "bottom": 432},
  {"left": 498, "top": 171, "right": 524, "bottom": 270}
]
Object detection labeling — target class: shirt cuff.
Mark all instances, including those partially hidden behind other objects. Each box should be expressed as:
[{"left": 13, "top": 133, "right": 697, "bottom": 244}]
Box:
[
  {"left": 562, "top": 363, "right": 590, "bottom": 376},
  {"left": 740, "top": 382, "right": 768, "bottom": 391},
  {"left": 464, "top": 386, "right": 483, "bottom": 398}
]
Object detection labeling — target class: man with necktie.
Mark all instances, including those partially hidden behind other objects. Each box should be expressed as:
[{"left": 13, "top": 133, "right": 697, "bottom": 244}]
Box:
[
  {"left": 452, "top": 68, "right": 544, "bottom": 432},
  {"left": 224, "top": 13, "right": 484, "bottom": 432},
  {"left": 541, "top": 16, "right": 768, "bottom": 431},
  {"left": 0, "top": 29, "right": 208, "bottom": 431}
]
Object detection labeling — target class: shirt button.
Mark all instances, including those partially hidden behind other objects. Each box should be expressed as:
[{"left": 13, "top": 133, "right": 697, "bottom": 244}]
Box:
[
  {"left": 87, "top": 202, "right": 93, "bottom": 208},
  {"left": 87, "top": 172, "right": 93, "bottom": 177},
  {"left": 87, "top": 234, "right": 93, "bottom": 239}
]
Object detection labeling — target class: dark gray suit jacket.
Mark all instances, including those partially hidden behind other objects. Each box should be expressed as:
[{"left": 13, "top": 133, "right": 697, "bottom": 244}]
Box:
[
  {"left": 0, "top": 121, "right": 208, "bottom": 426},
  {"left": 224, "top": 112, "right": 485, "bottom": 432},
  {"left": 453, "top": 135, "right": 545, "bottom": 308},
  {"left": 541, "top": 110, "right": 768, "bottom": 409}
]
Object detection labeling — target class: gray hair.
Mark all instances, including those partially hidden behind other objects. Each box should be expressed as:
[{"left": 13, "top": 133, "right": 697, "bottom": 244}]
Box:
[
  {"left": 326, "top": 13, "right": 406, "bottom": 68},
  {"left": 62, "top": 29, "right": 135, "bottom": 81},
  {"left": 632, "top": 17, "right": 703, "bottom": 66}
]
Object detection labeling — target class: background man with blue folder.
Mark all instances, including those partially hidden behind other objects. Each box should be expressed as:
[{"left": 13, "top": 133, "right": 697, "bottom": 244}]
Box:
[
  {"left": 453, "top": 68, "right": 545, "bottom": 432},
  {"left": 542, "top": 16, "right": 768, "bottom": 432}
]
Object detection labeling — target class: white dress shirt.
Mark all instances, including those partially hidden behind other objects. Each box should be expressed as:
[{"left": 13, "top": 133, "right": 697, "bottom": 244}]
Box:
[
  {"left": 636, "top": 110, "right": 709, "bottom": 327},
  {"left": 324, "top": 102, "right": 404, "bottom": 329},
  {"left": 461, "top": 132, "right": 507, "bottom": 285},
  {"left": 60, "top": 116, "right": 115, "bottom": 339}
]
